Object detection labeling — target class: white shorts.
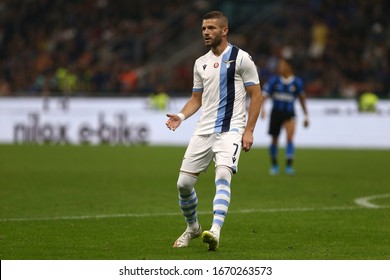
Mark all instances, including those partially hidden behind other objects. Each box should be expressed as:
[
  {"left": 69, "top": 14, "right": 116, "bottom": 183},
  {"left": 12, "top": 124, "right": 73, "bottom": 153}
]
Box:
[{"left": 180, "top": 131, "right": 243, "bottom": 174}]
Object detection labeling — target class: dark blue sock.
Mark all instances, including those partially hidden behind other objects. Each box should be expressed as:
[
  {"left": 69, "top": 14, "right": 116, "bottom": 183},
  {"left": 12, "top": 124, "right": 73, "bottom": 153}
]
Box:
[
  {"left": 286, "top": 142, "right": 294, "bottom": 166},
  {"left": 269, "top": 144, "right": 278, "bottom": 166}
]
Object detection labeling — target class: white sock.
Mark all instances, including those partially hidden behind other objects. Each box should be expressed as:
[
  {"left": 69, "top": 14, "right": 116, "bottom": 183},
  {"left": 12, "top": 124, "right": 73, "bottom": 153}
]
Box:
[
  {"left": 211, "top": 166, "right": 232, "bottom": 237},
  {"left": 177, "top": 172, "right": 199, "bottom": 228},
  {"left": 188, "top": 221, "right": 200, "bottom": 231},
  {"left": 210, "top": 224, "right": 221, "bottom": 237}
]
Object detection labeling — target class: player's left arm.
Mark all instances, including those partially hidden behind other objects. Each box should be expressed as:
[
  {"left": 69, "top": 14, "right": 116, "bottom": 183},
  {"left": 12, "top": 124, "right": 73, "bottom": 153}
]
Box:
[
  {"left": 295, "top": 77, "right": 309, "bottom": 128},
  {"left": 298, "top": 93, "right": 309, "bottom": 128},
  {"left": 240, "top": 52, "right": 264, "bottom": 152},
  {"left": 243, "top": 84, "right": 263, "bottom": 152}
]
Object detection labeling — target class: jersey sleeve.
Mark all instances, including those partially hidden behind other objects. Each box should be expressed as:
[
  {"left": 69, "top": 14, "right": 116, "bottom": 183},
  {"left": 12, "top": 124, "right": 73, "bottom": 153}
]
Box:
[
  {"left": 295, "top": 77, "right": 305, "bottom": 96},
  {"left": 192, "top": 60, "right": 203, "bottom": 92},
  {"left": 238, "top": 52, "right": 260, "bottom": 87},
  {"left": 262, "top": 76, "right": 276, "bottom": 96}
]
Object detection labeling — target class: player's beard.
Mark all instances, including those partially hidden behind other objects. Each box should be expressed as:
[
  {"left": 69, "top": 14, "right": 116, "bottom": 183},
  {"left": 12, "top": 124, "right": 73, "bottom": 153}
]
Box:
[{"left": 204, "top": 34, "right": 222, "bottom": 49}]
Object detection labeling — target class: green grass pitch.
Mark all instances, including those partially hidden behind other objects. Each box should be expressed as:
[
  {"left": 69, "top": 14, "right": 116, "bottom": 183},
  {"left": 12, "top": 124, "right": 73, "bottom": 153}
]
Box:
[{"left": 0, "top": 145, "right": 389, "bottom": 260}]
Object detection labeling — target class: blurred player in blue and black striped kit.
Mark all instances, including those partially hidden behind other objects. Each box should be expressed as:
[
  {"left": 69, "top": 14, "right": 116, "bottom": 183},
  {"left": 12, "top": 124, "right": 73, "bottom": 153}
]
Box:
[{"left": 262, "top": 57, "right": 309, "bottom": 175}]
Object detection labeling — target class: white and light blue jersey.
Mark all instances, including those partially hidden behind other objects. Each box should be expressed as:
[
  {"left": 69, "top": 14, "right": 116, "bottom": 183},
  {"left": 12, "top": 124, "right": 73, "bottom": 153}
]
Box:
[{"left": 192, "top": 44, "right": 260, "bottom": 135}]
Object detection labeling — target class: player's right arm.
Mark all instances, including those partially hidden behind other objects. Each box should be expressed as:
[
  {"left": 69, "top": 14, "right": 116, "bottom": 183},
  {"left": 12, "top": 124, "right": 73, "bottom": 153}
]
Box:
[
  {"left": 260, "top": 76, "right": 275, "bottom": 119},
  {"left": 166, "top": 91, "right": 202, "bottom": 131},
  {"left": 260, "top": 94, "right": 268, "bottom": 119}
]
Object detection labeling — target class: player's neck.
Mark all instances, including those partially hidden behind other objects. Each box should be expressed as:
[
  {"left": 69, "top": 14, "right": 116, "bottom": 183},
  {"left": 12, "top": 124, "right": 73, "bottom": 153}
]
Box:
[
  {"left": 280, "top": 74, "right": 295, "bottom": 84},
  {"left": 281, "top": 71, "right": 293, "bottom": 79},
  {"left": 211, "top": 40, "right": 229, "bottom": 56}
]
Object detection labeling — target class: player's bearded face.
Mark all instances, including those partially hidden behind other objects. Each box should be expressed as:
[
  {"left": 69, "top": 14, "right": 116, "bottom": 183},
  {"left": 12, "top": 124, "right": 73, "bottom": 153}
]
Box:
[{"left": 202, "top": 19, "right": 225, "bottom": 48}]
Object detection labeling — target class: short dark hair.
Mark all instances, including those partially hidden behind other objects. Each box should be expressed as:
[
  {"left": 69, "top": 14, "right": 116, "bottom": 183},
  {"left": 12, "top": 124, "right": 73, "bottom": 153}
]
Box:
[
  {"left": 203, "top": 11, "right": 228, "bottom": 26},
  {"left": 281, "top": 57, "right": 296, "bottom": 71}
]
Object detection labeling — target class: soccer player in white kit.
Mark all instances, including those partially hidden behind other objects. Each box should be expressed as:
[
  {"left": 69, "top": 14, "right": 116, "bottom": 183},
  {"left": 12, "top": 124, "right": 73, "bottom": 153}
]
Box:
[{"left": 166, "top": 11, "right": 263, "bottom": 251}]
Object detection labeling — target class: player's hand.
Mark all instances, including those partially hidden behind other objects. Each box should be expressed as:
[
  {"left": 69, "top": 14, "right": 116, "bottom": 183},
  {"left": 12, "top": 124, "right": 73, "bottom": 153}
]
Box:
[
  {"left": 165, "top": 113, "right": 182, "bottom": 131},
  {"left": 242, "top": 131, "right": 254, "bottom": 152},
  {"left": 303, "top": 117, "right": 309, "bottom": 128}
]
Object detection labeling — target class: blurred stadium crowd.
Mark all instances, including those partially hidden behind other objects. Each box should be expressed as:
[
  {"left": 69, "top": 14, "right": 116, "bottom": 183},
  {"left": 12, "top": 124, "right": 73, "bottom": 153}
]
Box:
[{"left": 0, "top": 0, "right": 389, "bottom": 98}]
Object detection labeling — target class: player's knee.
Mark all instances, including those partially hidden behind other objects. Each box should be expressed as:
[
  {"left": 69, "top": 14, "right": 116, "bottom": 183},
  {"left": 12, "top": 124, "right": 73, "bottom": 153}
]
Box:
[
  {"left": 177, "top": 172, "right": 198, "bottom": 194},
  {"left": 215, "top": 165, "right": 233, "bottom": 181}
]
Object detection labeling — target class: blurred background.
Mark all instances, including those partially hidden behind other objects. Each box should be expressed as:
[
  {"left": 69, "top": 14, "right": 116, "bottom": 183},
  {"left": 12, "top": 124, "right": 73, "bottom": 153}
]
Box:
[
  {"left": 0, "top": 0, "right": 389, "bottom": 99},
  {"left": 1, "top": 0, "right": 390, "bottom": 264}
]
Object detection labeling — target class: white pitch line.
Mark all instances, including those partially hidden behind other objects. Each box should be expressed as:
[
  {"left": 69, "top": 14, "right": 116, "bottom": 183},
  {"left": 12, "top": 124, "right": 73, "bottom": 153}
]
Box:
[
  {"left": 1, "top": 204, "right": 389, "bottom": 223},
  {"left": 354, "top": 193, "right": 390, "bottom": 209}
]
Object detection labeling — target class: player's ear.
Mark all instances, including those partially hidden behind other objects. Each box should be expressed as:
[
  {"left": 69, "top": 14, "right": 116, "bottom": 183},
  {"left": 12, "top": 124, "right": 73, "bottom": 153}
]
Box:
[{"left": 222, "top": 27, "right": 228, "bottom": 36}]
